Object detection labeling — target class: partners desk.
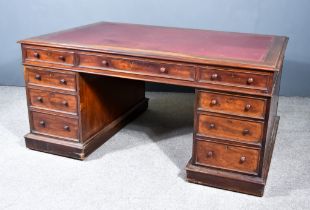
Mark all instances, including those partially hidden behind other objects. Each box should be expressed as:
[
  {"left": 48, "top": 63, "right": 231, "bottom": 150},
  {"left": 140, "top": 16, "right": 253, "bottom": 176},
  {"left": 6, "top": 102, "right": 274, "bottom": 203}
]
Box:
[{"left": 18, "top": 22, "right": 288, "bottom": 196}]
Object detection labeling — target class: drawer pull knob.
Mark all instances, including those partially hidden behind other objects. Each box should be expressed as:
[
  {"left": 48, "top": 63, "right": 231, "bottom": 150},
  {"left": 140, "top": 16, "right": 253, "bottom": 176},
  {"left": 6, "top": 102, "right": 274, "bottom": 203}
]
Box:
[
  {"left": 211, "top": 73, "right": 218, "bottom": 80},
  {"left": 36, "top": 97, "right": 43, "bottom": 102},
  {"left": 242, "top": 129, "right": 250, "bottom": 135},
  {"left": 244, "top": 104, "right": 251, "bottom": 111},
  {"left": 240, "top": 156, "right": 246, "bottom": 163},
  {"left": 39, "top": 121, "right": 45, "bottom": 127},
  {"left": 34, "top": 52, "right": 40, "bottom": 58},
  {"left": 211, "top": 99, "right": 217, "bottom": 105},
  {"left": 102, "top": 60, "right": 108, "bottom": 66},
  {"left": 160, "top": 67, "right": 167, "bottom": 73},
  {"left": 59, "top": 55, "right": 66, "bottom": 61},
  {"left": 64, "top": 125, "right": 70, "bottom": 131},
  {"left": 247, "top": 77, "right": 254, "bottom": 84},
  {"left": 62, "top": 101, "right": 68, "bottom": 106},
  {"left": 35, "top": 74, "right": 41, "bottom": 80},
  {"left": 207, "top": 151, "right": 213, "bottom": 158},
  {"left": 60, "top": 79, "right": 67, "bottom": 84},
  {"left": 209, "top": 123, "right": 216, "bottom": 129}
]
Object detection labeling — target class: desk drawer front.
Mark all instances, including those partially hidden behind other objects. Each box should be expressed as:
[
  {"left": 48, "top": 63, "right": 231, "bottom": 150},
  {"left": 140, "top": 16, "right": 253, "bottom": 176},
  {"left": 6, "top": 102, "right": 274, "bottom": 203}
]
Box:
[
  {"left": 28, "top": 88, "right": 77, "bottom": 114},
  {"left": 198, "top": 67, "right": 271, "bottom": 90},
  {"left": 131, "top": 60, "right": 195, "bottom": 81},
  {"left": 197, "top": 113, "right": 263, "bottom": 144},
  {"left": 195, "top": 140, "right": 260, "bottom": 174},
  {"left": 79, "top": 53, "right": 132, "bottom": 70},
  {"left": 79, "top": 53, "right": 196, "bottom": 81},
  {"left": 197, "top": 91, "right": 266, "bottom": 119},
  {"left": 31, "top": 112, "right": 79, "bottom": 141},
  {"left": 25, "top": 47, "right": 74, "bottom": 66},
  {"left": 27, "top": 68, "right": 77, "bottom": 91}
]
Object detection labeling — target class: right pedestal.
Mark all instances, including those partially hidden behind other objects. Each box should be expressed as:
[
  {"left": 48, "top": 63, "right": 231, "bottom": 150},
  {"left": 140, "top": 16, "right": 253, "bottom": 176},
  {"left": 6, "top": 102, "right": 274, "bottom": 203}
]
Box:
[{"left": 186, "top": 72, "right": 281, "bottom": 196}]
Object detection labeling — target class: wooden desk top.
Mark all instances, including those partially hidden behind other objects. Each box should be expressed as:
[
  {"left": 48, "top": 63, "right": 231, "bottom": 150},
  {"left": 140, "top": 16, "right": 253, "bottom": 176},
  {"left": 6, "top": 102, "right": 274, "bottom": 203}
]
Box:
[{"left": 19, "top": 22, "right": 288, "bottom": 71}]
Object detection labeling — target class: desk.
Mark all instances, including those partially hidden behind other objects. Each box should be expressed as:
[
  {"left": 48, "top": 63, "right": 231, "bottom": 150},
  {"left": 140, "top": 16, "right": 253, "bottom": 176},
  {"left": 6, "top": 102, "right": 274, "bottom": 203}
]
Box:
[{"left": 18, "top": 22, "right": 288, "bottom": 196}]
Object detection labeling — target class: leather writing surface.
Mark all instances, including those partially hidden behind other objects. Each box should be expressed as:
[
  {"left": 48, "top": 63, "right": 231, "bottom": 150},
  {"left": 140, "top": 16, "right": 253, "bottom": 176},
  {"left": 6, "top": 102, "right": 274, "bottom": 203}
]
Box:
[{"left": 26, "top": 22, "right": 274, "bottom": 62}]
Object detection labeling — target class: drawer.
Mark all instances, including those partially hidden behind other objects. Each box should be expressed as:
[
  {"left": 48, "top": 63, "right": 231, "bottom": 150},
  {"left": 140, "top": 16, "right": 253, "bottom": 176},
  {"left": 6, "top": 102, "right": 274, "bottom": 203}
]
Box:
[
  {"left": 195, "top": 140, "right": 260, "bottom": 174},
  {"left": 24, "top": 47, "right": 74, "bottom": 66},
  {"left": 79, "top": 52, "right": 196, "bottom": 81},
  {"left": 131, "top": 60, "right": 195, "bottom": 81},
  {"left": 31, "top": 112, "right": 79, "bottom": 141},
  {"left": 26, "top": 68, "right": 77, "bottom": 91},
  {"left": 79, "top": 53, "right": 132, "bottom": 70},
  {"left": 28, "top": 88, "right": 77, "bottom": 114},
  {"left": 198, "top": 67, "right": 272, "bottom": 91},
  {"left": 197, "top": 113, "right": 264, "bottom": 144},
  {"left": 197, "top": 90, "right": 267, "bottom": 119}
]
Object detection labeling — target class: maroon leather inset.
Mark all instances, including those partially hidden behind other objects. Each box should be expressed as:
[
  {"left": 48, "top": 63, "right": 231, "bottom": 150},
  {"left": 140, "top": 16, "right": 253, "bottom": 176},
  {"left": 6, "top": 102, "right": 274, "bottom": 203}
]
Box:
[{"left": 32, "top": 22, "right": 274, "bottom": 62}]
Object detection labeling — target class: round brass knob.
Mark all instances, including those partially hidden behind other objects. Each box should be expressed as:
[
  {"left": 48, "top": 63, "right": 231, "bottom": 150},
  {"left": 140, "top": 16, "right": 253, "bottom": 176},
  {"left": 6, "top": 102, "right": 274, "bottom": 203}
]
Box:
[
  {"left": 39, "top": 121, "right": 45, "bottom": 127},
  {"left": 240, "top": 156, "right": 246, "bottom": 163},
  {"left": 209, "top": 123, "right": 215, "bottom": 129},
  {"left": 247, "top": 77, "right": 254, "bottom": 84},
  {"left": 36, "top": 97, "right": 43, "bottom": 102},
  {"left": 211, "top": 73, "right": 218, "bottom": 80},
  {"left": 34, "top": 52, "right": 40, "bottom": 58},
  {"left": 207, "top": 151, "right": 213, "bottom": 158},
  {"left": 244, "top": 104, "right": 251, "bottom": 111},
  {"left": 59, "top": 55, "right": 65, "bottom": 61},
  {"left": 160, "top": 67, "right": 167, "bottom": 73},
  {"left": 35, "top": 74, "right": 41, "bottom": 80},
  {"left": 211, "top": 99, "right": 217, "bottom": 105},
  {"left": 64, "top": 125, "right": 70, "bottom": 131},
  {"left": 62, "top": 101, "right": 68, "bottom": 106},
  {"left": 60, "top": 79, "right": 66, "bottom": 84},
  {"left": 102, "top": 60, "right": 108, "bottom": 66},
  {"left": 243, "top": 129, "right": 250, "bottom": 135}
]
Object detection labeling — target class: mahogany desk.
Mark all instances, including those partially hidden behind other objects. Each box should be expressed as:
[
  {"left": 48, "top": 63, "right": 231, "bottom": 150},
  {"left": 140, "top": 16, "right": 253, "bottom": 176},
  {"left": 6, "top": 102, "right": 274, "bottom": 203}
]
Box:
[{"left": 18, "top": 22, "right": 288, "bottom": 196}]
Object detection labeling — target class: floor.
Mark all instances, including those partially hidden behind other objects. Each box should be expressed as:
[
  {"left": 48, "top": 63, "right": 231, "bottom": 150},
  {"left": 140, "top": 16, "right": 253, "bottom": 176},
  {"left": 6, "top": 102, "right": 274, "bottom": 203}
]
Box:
[{"left": 0, "top": 86, "right": 309, "bottom": 210}]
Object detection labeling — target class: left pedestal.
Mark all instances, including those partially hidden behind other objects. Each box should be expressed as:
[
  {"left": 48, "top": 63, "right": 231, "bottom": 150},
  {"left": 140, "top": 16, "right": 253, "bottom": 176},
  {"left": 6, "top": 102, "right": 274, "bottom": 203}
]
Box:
[{"left": 24, "top": 67, "right": 148, "bottom": 160}]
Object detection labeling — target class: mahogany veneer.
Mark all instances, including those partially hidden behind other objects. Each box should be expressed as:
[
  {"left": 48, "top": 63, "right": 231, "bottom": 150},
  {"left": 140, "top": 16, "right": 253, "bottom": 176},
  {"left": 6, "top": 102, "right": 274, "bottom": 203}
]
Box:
[{"left": 18, "top": 22, "right": 288, "bottom": 196}]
